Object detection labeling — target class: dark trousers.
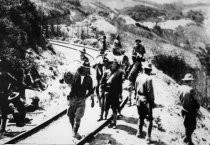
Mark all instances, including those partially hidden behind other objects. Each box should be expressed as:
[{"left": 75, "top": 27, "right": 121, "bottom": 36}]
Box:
[
  {"left": 67, "top": 98, "right": 86, "bottom": 131},
  {"left": 0, "top": 94, "right": 9, "bottom": 132},
  {"left": 181, "top": 110, "right": 197, "bottom": 141},
  {"left": 137, "top": 100, "right": 153, "bottom": 136},
  {"left": 128, "top": 61, "right": 142, "bottom": 83}
]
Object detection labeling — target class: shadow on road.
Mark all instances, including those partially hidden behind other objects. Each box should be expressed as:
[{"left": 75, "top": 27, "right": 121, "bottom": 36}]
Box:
[
  {"left": 115, "top": 124, "right": 137, "bottom": 135},
  {"left": 118, "top": 116, "right": 138, "bottom": 125},
  {"left": 89, "top": 133, "right": 123, "bottom": 145}
]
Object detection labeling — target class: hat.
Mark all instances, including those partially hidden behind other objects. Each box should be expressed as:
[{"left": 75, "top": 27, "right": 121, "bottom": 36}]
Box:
[
  {"left": 64, "top": 71, "right": 75, "bottom": 84},
  {"left": 116, "top": 34, "right": 120, "bottom": 40},
  {"left": 8, "top": 92, "right": 20, "bottom": 101},
  {"left": 103, "top": 57, "right": 109, "bottom": 63},
  {"left": 82, "top": 60, "right": 90, "bottom": 67},
  {"left": 81, "top": 48, "right": 86, "bottom": 54},
  {"left": 135, "top": 39, "right": 141, "bottom": 43},
  {"left": 143, "top": 62, "right": 152, "bottom": 70},
  {"left": 182, "top": 73, "right": 194, "bottom": 81}
]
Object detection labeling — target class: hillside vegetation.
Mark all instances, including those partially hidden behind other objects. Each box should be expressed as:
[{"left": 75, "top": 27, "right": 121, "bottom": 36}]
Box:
[{"left": 0, "top": 0, "right": 48, "bottom": 71}]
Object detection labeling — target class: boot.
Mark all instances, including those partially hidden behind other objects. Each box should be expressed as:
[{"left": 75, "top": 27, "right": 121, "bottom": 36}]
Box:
[
  {"left": 73, "top": 124, "right": 82, "bottom": 140},
  {"left": 109, "top": 113, "right": 117, "bottom": 129},
  {"left": 0, "top": 118, "right": 7, "bottom": 133},
  {"left": 136, "top": 119, "right": 143, "bottom": 138},
  {"left": 98, "top": 108, "right": 104, "bottom": 121},
  {"left": 104, "top": 110, "right": 109, "bottom": 120},
  {"left": 97, "top": 115, "right": 103, "bottom": 121}
]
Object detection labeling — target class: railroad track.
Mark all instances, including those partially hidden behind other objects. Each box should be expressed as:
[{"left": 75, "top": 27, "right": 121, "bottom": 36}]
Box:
[
  {"left": 49, "top": 39, "right": 99, "bottom": 52},
  {"left": 3, "top": 99, "right": 128, "bottom": 145},
  {"left": 2, "top": 40, "right": 128, "bottom": 145}
]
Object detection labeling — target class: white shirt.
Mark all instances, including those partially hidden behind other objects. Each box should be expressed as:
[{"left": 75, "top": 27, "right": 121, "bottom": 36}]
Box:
[{"left": 81, "top": 76, "right": 85, "bottom": 84}]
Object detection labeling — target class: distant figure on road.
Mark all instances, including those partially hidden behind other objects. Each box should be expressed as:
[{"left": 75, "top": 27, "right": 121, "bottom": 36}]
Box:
[
  {"left": 65, "top": 61, "right": 94, "bottom": 140},
  {"left": 127, "top": 39, "right": 146, "bottom": 106},
  {"left": 99, "top": 35, "right": 107, "bottom": 54},
  {"left": 135, "top": 62, "right": 154, "bottom": 142},
  {"left": 179, "top": 73, "right": 200, "bottom": 145},
  {"left": 112, "top": 34, "right": 124, "bottom": 56},
  {"left": 93, "top": 56, "right": 110, "bottom": 121},
  {"left": 100, "top": 59, "right": 124, "bottom": 128},
  {"left": 80, "top": 48, "right": 89, "bottom": 62}
]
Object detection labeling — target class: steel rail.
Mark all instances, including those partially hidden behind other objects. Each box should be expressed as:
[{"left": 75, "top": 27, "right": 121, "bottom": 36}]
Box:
[
  {"left": 50, "top": 41, "right": 95, "bottom": 60},
  {"left": 77, "top": 97, "right": 128, "bottom": 145},
  {"left": 48, "top": 39, "right": 99, "bottom": 52},
  {"left": 3, "top": 97, "right": 128, "bottom": 145},
  {"left": 3, "top": 109, "right": 67, "bottom": 144}
]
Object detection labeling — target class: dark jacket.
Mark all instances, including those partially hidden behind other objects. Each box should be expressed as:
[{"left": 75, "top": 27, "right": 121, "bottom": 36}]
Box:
[
  {"left": 94, "top": 63, "right": 104, "bottom": 81},
  {"left": 179, "top": 85, "right": 200, "bottom": 114},
  {"left": 135, "top": 73, "right": 154, "bottom": 104},
  {"left": 101, "top": 69, "right": 124, "bottom": 97},
  {"left": 0, "top": 72, "right": 18, "bottom": 106},
  {"left": 132, "top": 44, "right": 146, "bottom": 62},
  {"left": 68, "top": 72, "right": 93, "bottom": 100}
]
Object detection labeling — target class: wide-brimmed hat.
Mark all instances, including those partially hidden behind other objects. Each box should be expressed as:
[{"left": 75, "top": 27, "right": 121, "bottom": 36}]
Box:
[
  {"left": 182, "top": 73, "right": 194, "bottom": 81},
  {"left": 135, "top": 39, "right": 141, "bottom": 43},
  {"left": 8, "top": 92, "right": 20, "bottom": 101}
]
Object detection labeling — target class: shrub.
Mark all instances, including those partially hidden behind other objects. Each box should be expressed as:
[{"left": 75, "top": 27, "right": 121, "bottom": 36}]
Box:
[
  {"left": 63, "top": 0, "right": 81, "bottom": 7},
  {"left": 153, "top": 54, "right": 195, "bottom": 82},
  {"left": 120, "top": 5, "right": 165, "bottom": 21},
  {"left": 186, "top": 10, "right": 204, "bottom": 24}
]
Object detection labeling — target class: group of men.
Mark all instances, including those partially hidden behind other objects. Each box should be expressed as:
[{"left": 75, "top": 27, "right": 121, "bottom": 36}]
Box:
[
  {"left": 0, "top": 34, "right": 200, "bottom": 145},
  {"left": 64, "top": 34, "right": 200, "bottom": 145},
  {"left": 0, "top": 59, "right": 41, "bottom": 134}
]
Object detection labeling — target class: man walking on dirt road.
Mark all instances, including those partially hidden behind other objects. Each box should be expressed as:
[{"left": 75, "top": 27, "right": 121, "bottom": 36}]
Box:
[
  {"left": 65, "top": 61, "right": 94, "bottom": 140},
  {"left": 135, "top": 62, "right": 154, "bottom": 142},
  {"left": 179, "top": 73, "right": 200, "bottom": 145}
]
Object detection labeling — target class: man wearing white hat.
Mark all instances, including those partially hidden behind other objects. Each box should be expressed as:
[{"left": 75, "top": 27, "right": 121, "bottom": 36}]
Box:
[
  {"left": 179, "top": 73, "right": 200, "bottom": 144},
  {"left": 135, "top": 62, "right": 154, "bottom": 142}
]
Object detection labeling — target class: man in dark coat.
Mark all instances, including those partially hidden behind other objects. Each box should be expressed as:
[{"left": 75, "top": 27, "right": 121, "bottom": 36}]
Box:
[
  {"left": 100, "top": 59, "right": 124, "bottom": 128},
  {"left": 93, "top": 56, "right": 110, "bottom": 121},
  {"left": 99, "top": 35, "right": 107, "bottom": 54},
  {"left": 135, "top": 62, "right": 154, "bottom": 142},
  {"left": 0, "top": 60, "right": 26, "bottom": 132},
  {"left": 179, "top": 73, "right": 200, "bottom": 144},
  {"left": 66, "top": 61, "right": 94, "bottom": 140}
]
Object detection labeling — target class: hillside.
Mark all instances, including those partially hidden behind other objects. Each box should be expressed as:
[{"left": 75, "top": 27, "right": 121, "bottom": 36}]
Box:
[
  {"left": 30, "top": 0, "right": 210, "bottom": 102},
  {"left": 1, "top": 0, "right": 209, "bottom": 144}
]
